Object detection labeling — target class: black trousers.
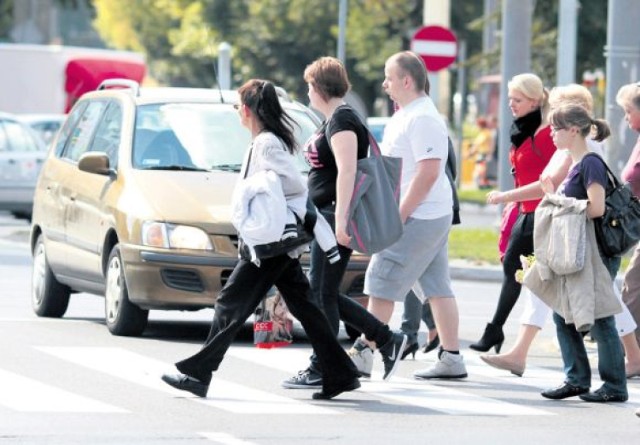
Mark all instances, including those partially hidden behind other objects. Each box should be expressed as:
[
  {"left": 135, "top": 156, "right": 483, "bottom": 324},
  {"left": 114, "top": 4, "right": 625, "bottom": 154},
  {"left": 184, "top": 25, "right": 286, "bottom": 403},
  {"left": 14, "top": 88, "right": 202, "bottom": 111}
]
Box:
[
  {"left": 175, "top": 254, "right": 359, "bottom": 393},
  {"left": 491, "top": 211, "right": 535, "bottom": 327},
  {"left": 308, "top": 206, "right": 392, "bottom": 374}
]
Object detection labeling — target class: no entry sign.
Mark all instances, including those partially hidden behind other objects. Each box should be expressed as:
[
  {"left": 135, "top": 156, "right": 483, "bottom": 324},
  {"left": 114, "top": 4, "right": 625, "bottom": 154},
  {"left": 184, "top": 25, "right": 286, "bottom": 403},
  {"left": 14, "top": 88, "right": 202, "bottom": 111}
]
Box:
[{"left": 410, "top": 25, "right": 458, "bottom": 72}]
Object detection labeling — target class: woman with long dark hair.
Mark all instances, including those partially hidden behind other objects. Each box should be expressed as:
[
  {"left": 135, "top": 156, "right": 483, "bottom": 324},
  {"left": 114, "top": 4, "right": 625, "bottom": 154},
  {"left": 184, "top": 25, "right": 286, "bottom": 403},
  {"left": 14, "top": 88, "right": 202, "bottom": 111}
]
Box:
[{"left": 162, "top": 79, "right": 360, "bottom": 400}]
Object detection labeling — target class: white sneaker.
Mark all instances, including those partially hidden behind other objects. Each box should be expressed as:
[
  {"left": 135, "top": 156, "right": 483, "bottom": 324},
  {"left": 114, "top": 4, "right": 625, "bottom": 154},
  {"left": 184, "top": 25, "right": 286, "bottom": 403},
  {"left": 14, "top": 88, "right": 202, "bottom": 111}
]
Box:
[
  {"left": 348, "top": 338, "right": 374, "bottom": 378},
  {"left": 414, "top": 351, "right": 468, "bottom": 380}
]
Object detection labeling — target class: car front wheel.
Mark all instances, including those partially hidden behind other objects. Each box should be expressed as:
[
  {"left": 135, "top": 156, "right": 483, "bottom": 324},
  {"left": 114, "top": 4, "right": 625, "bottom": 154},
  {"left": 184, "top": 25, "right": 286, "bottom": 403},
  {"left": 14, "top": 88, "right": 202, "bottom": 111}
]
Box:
[
  {"left": 32, "top": 234, "right": 71, "bottom": 317},
  {"left": 105, "top": 244, "right": 148, "bottom": 336}
]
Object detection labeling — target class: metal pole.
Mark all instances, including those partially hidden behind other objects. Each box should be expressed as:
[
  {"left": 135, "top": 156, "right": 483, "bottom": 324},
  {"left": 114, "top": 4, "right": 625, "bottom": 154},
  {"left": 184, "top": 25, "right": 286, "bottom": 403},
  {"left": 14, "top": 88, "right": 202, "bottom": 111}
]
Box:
[
  {"left": 337, "top": 0, "right": 347, "bottom": 64},
  {"left": 218, "top": 42, "right": 231, "bottom": 90},
  {"left": 455, "top": 40, "right": 467, "bottom": 187},
  {"left": 498, "top": 0, "right": 533, "bottom": 194},
  {"left": 604, "top": 0, "right": 640, "bottom": 173},
  {"left": 556, "top": 0, "right": 578, "bottom": 85}
]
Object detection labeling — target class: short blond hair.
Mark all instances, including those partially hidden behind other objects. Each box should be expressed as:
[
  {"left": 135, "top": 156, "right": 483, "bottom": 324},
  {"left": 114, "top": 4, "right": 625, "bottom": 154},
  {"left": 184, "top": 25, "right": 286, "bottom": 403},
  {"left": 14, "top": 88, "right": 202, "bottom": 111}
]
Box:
[
  {"left": 549, "top": 84, "right": 594, "bottom": 113},
  {"left": 616, "top": 83, "right": 640, "bottom": 111}
]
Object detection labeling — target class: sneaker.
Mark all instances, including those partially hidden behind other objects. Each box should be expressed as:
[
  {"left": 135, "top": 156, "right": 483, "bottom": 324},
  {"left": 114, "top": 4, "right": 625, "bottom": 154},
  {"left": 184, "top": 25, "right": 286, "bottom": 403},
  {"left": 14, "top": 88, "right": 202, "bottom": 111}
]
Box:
[
  {"left": 378, "top": 332, "right": 407, "bottom": 381},
  {"left": 348, "top": 338, "right": 374, "bottom": 378},
  {"left": 636, "top": 407, "right": 640, "bottom": 418},
  {"left": 281, "top": 368, "right": 322, "bottom": 389},
  {"left": 413, "top": 350, "right": 468, "bottom": 380}
]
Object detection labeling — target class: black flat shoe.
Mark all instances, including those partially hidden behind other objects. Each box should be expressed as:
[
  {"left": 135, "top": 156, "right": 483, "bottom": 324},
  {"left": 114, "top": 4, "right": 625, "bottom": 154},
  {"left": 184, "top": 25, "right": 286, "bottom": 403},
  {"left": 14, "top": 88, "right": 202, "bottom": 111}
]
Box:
[
  {"left": 579, "top": 389, "right": 628, "bottom": 403},
  {"left": 401, "top": 341, "right": 419, "bottom": 360},
  {"left": 162, "top": 373, "right": 209, "bottom": 398},
  {"left": 312, "top": 378, "right": 360, "bottom": 400},
  {"left": 541, "top": 382, "right": 589, "bottom": 400},
  {"left": 423, "top": 334, "right": 440, "bottom": 354}
]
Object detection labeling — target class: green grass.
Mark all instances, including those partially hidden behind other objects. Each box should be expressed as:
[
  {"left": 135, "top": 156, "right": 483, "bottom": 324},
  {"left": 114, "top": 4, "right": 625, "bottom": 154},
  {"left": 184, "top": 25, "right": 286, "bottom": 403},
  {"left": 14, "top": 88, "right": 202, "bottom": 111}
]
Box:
[
  {"left": 457, "top": 187, "right": 495, "bottom": 205},
  {"left": 449, "top": 227, "right": 633, "bottom": 271},
  {"left": 449, "top": 227, "right": 500, "bottom": 265}
]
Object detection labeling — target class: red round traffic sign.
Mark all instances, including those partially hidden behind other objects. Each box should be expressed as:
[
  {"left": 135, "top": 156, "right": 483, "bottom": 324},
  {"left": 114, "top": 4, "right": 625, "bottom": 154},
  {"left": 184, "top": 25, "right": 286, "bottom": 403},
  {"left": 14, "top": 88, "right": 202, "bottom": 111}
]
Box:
[{"left": 410, "top": 25, "right": 458, "bottom": 72}]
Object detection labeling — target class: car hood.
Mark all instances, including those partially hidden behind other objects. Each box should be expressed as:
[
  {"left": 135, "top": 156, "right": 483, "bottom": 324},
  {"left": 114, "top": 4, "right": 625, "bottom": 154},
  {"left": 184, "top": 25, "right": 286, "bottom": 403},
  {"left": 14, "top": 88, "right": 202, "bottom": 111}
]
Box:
[{"left": 128, "top": 170, "right": 239, "bottom": 233}]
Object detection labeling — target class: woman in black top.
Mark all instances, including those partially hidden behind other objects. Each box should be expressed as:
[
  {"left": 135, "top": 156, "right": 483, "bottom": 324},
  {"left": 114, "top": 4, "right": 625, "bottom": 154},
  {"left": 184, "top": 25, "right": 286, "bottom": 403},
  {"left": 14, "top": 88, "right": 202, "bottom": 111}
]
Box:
[{"left": 283, "top": 57, "right": 406, "bottom": 388}]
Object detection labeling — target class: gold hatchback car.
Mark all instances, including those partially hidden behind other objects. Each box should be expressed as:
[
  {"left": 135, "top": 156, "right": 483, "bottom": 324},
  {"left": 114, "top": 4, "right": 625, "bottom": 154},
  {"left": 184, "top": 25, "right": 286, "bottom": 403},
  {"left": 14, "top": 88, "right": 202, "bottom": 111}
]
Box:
[{"left": 30, "top": 80, "right": 367, "bottom": 336}]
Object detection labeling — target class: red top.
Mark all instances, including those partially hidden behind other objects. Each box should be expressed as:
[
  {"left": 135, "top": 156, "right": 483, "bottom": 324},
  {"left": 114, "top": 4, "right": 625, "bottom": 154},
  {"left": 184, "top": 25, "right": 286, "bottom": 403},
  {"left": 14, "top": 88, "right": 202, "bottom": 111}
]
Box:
[{"left": 509, "top": 125, "right": 556, "bottom": 213}]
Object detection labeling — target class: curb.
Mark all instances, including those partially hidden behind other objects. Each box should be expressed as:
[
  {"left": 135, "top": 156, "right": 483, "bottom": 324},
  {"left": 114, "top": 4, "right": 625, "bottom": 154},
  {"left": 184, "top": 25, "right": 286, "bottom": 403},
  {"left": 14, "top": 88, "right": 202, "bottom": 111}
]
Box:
[{"left": 450, "top": 263, "right": 503, "bottom": 282}]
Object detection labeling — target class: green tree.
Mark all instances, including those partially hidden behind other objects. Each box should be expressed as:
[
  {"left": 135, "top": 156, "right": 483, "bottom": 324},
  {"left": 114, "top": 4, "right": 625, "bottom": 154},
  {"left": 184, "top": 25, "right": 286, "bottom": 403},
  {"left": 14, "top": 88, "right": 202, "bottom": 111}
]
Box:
[
  {"left": 0, "top": 0, "right": 13, "bottom": 42},
  {"left": 91, "top": 0, "right": 610, "bottom": 115}
]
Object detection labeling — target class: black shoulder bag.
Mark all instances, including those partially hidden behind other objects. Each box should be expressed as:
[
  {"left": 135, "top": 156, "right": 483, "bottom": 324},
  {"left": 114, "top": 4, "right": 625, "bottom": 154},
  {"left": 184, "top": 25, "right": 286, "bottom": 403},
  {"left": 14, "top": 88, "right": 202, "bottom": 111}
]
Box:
[{"left": 582, "top": 153, "right": 640, "bottom": 257}]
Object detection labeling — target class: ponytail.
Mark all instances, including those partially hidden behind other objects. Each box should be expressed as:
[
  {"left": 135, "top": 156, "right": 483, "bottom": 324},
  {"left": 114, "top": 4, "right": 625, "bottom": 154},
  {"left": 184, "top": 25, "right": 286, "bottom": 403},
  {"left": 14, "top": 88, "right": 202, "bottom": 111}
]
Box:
[
  {"left": 591, "top": 118, "right": 611, "bottom": 142},
  {"left": 238, "top": 79, "right": 298, "bottom": 154}
]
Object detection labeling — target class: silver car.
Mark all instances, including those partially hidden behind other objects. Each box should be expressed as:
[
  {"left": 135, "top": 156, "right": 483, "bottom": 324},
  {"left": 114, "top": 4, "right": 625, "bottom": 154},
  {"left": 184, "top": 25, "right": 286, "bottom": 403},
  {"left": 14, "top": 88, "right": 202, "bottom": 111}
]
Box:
[{"left": 0, "top": 112, "right": 47, "bottom": 219}]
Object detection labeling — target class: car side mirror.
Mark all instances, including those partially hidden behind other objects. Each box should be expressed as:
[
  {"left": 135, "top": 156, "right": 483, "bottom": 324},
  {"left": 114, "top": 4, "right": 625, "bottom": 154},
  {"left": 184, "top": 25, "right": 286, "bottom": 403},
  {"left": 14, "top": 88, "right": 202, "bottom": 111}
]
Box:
[{"left": 78, "top": 152, "right": 112, "bottom": 176}]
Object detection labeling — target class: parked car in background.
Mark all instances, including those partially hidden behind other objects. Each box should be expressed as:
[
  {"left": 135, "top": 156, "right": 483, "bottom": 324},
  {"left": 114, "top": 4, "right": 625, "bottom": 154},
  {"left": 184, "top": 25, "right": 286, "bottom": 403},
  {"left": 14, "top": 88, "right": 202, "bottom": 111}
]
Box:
[
  {"left": 0, "top": 112, "right": 47, "bottom": 220},
  {"left": 30, "top": 80, "right": 367, "bottom": 337},
  {"left": 17, "top": 114, "right": 66, "bottom": 146},
  {"left": 366, "top": 116, "right": 390, "bottom": 143}
]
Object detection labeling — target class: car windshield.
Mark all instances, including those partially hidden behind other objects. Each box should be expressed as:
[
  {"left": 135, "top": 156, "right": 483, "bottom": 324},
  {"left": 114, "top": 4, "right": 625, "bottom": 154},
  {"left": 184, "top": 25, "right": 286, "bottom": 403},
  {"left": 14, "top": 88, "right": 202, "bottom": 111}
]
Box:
[{"left": 132, "top": 103, "right": 316, "bottom": 173}]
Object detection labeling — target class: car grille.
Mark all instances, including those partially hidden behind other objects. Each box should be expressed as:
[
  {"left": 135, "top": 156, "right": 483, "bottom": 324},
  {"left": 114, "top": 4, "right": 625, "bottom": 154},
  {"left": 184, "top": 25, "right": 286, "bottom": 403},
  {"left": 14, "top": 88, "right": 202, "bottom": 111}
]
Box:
[{"left": 161, "top": 269, "right": 205, "bottom": 293}]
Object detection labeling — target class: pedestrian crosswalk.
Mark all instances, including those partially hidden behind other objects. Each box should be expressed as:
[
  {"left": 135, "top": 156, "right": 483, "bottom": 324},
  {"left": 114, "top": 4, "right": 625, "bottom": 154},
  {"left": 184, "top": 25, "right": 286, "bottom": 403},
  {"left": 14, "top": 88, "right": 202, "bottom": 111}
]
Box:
[{"left": 1, "top": 344, "right": 638, "bottom": 420}]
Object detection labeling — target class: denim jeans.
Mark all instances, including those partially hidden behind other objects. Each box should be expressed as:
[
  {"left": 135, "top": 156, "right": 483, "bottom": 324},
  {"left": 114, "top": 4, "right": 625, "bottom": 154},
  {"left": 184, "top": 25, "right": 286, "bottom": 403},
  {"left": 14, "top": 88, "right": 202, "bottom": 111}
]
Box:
[
  {"left": 309, "top": 205, "right": 391, "bottom": 374},
  {"left": 552, "top": 250, "right": 626, "bottom": 396},
  {"left": 400, "top": 290, "right": 435, "bottom": 345},
  {"left": 553, "top": 313, "right": 627, "bottom": 396}
]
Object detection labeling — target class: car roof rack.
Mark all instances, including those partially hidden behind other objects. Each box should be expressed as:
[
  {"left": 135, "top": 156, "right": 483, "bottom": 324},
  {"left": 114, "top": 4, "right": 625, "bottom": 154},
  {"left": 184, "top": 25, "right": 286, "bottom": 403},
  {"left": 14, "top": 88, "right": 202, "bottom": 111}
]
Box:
[{"left": 97, "top": 78, "right": 140, "bottom": 96}]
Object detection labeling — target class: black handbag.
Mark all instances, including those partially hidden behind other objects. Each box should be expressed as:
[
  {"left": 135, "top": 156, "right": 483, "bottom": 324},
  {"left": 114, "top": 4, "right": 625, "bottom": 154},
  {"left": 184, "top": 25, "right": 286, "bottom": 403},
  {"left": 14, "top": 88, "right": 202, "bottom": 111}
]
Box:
[
  {"left": 240, "top": 205, "right": 316, "bottom": 260},
  {"left": 583, "top": 153, "right": 640, "bottom": 257}
]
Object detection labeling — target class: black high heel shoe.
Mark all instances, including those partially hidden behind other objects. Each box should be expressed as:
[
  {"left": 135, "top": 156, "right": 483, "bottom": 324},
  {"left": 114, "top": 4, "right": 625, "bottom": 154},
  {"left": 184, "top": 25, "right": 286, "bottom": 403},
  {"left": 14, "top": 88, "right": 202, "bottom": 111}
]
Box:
[
  {"left": 469, "top": 322, "right": 504, "bottom": 353},
  {"left": 401, "top": 341, "right": 419, "bottom": 360},
  {"left": 423, "top": 334, "right": 440, "bottom": 353}
]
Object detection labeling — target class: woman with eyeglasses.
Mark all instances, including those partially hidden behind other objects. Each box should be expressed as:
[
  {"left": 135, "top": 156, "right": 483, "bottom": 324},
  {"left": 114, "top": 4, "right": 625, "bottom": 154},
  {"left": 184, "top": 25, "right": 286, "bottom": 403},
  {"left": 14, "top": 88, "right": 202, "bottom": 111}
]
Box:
[
  {"left": 537, "top": 104, "right": 627, "bottom": 403},
  {"left": 161, "top": 79, "right": 360, "bottom": 401},
  {"left": 470, "top": 73, "right": 557, "bottom": 353}
]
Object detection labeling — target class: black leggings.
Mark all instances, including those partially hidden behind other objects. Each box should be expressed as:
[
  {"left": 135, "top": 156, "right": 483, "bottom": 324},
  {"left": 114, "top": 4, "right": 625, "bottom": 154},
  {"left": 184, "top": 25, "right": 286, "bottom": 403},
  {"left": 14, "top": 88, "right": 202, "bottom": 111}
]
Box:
[{"left": 491, "top": 211, "right": 535, "bottom": 327}]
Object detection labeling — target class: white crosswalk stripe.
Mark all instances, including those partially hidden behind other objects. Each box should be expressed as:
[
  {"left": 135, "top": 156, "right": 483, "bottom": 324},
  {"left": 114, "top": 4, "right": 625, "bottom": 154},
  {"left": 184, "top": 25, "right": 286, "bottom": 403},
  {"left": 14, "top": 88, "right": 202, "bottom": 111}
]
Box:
[
  {"left": 199, "top": 432, "right": 260, "bottom": 445},
  {"left": 227, "top": 347, "right": 553, "bottom": 416},
  {"left": 0, "top": 368, "right": 127, "bottom": 413},
  {"left": 465, "top": 354, "right": 640, "bottom": 402},
  {"left": 37, "top": 346, "right": 338, "bottom": 415},
  {"left": 0, "top": 344, "right": 635, "bottom": 416}
]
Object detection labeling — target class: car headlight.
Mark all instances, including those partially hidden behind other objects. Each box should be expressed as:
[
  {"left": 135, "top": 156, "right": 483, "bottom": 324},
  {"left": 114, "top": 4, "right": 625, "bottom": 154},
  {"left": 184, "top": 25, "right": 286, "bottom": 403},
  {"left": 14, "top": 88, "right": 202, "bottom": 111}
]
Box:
[{"left": 141, "top": 222, "right": 213, "bottom": 251}]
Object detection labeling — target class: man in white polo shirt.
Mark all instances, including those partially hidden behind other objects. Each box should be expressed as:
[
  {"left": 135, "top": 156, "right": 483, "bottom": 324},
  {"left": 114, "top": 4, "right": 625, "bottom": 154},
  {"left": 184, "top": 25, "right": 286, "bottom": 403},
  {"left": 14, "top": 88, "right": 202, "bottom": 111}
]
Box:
[{"left": 349, "top": 51, "right": 467, "bottom": 379}]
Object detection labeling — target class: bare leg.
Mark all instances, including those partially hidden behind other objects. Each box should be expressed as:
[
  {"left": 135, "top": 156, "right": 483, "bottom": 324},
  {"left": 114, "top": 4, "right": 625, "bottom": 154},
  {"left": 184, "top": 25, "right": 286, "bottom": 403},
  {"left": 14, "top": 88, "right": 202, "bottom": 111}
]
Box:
[
  {"left": 499, "top": 324, "right": 540, "bottom": 364},
  {"left": 480, "top": 324, "right": 539, "bottom": 376},
  {"left": 360, "top": 296, "right": 395, "bottom": 348},
  {"left": 429, "top": 297, "right": 460, "bottom": 351},
  {"left": 622, "top": 332, "right": 640, "bottom": 377}
]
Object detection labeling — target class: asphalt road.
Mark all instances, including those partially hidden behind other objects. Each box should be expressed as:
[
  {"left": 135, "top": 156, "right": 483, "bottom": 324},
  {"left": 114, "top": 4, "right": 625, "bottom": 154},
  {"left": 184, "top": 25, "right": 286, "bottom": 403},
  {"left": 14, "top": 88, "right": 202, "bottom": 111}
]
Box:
[{"left": 1, "top": 211, "right": 639, "bottom": 444}]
